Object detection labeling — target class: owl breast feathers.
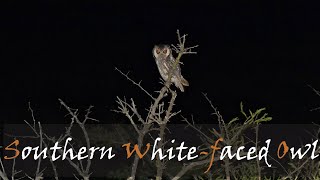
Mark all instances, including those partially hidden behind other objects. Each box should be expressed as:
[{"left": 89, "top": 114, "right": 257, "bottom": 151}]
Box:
[{"left": 152, "top": 44, "right": 189, "bottom": 92}]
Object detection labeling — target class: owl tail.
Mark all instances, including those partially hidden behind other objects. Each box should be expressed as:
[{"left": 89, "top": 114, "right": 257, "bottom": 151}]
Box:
[
  {"left": 176, "top": 82, "right": 185, "bottom": 92},
  {"left": 175, "top": 76, "right": 189, "bottom": 92},
  {"left": 180, "top": 76, "right": 189, "bottom": 86}
]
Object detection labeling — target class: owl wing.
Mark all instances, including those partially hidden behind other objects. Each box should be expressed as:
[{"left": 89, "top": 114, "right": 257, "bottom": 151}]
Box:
[
  {"left": 168, "top": 56, "right": 189, "bottom": 87},
  {"left": 167, "top": 56, "right": 181, "bottom": 76}
]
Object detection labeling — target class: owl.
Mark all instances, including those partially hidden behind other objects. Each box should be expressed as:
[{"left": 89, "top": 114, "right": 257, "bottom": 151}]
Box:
[{"left": 152, "top": 44, "right": 189, "bottom": 92}]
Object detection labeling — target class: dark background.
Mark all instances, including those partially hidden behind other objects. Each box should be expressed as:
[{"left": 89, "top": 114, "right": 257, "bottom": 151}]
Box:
[{"left": 0, "top": 1, "right": 319, "bottom": 124}]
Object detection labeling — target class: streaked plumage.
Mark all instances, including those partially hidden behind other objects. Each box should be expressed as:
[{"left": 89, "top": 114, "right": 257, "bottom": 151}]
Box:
[{"left": 152, "top": 44, "right": 189, "bottom": 92}]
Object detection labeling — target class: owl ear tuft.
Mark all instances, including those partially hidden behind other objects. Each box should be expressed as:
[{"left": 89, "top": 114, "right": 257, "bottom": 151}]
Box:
[{"left": 163, "top": 49, "right": 167, "bottom": 54}]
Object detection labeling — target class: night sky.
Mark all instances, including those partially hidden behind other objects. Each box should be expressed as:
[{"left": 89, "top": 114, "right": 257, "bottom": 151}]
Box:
[{"left": 1, "top": 1, "right": 319, "bottom": 124}]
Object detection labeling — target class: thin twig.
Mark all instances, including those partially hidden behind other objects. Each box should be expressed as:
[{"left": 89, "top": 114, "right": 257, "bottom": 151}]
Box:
[{"left": 115, "top": 67, "right": 155, "bottom": 100}]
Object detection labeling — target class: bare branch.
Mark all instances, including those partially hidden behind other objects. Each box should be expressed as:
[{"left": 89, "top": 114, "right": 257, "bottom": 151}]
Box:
[
  {"left": 308, "top": 84, "right": 320, "bottom": 97},
  {"left": 113, "top": 96, "right": 141, "bottom": 134},
  {"left": 112, "top": 29, "right": 197, "bottom": 180},
  {"left": 35, "top": 122, "right": 44, "bottom": 180},
  {"left": 115, "top": 67, "right": 155, "bottom": 100},
  {"left": 172, "top": 159, "right": 211, "bottom": 180},
  {"left": 181, "top": 115, "right": 217, "bottom": 145},
  {"left": 58, "top": 99, "right": 94, "bottom": 175},
  {"left": 163, "top": 90, "right": 177, "bottom": 123},
  {"left": 0, "top": 158, "right": 8, "bottom": 180}
]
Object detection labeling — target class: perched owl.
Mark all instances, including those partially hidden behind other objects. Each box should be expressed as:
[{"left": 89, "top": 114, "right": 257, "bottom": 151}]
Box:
[{"left": 152, "top": 44, "right": 189, "bottom": 92}]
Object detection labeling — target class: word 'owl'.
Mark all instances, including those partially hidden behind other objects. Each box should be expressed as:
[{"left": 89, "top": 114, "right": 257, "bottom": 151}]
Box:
[{"left": 152, "top": 44, "right": 189, "bottom": 92}]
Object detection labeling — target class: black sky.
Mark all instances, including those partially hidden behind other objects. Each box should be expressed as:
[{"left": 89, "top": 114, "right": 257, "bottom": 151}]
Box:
[{"left": 0, "top": 1, "right": 319, "bottom": 124}]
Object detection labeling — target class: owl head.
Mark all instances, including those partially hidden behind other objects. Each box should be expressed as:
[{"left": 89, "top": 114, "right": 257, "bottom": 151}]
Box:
[{"left": 152, "top": 44, "right": 171, "bottom": 59}]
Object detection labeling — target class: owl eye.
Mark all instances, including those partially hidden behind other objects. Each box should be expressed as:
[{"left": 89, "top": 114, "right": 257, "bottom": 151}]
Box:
[
  {"left": 156, "top": 49, "right": 161, "bottom": 54},
  {"left": 163, "top": 49, "right": 167, "bottom": 54}
]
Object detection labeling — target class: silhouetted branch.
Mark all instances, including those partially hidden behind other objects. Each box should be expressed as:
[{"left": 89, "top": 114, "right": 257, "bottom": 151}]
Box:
[
  {"left": 58, "top": 99, "right": 98, "bottom": 180},
  {"left": 308, "top": 85, "right": 320, "bottom": 111},
  {"left": 114, "top": 30, "right": 198, "bottom": 180},
  {"left": 115, "top": 67, "right": 155, "bottom": 100},
  {"left": 172, "top": 159, "right": 211, "bottom": 180}
]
